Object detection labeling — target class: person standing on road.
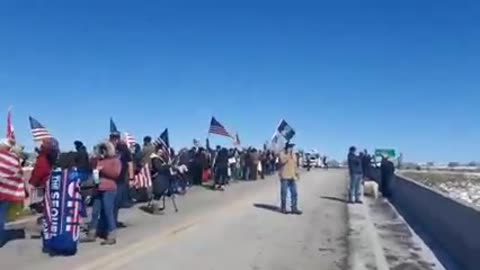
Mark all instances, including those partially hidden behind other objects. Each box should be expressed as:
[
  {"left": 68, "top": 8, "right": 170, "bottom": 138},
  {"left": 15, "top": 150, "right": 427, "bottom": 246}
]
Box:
[
  {"left": 82, "top": 141, "right": 121, "bottom": 245},
  {"left": 361, "top": 150, "right": 372, "bottom": 180},
  {"left": 380, "top": 156, "right": 395, "bottom": 198},
  {"left": 278, "top": 143, "right": 302, "bottom": 215},
  {"left": 109, "top": 133, "right": 134, "bottom": 228},
  {"left": 347, "top": 146, "right": 363, "bottom": 204},
  {"left": 213, "top": 147, "right": 229, "bottom": 190}
]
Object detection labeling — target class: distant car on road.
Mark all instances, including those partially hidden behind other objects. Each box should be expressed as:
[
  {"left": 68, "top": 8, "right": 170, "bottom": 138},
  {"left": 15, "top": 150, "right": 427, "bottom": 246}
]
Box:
[{"left": 303, "top": 153, "right": 320, "bottom": 168}]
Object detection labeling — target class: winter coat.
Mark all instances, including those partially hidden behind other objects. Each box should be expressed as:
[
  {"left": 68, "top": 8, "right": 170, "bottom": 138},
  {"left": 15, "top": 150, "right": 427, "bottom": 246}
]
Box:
[
  {"left": 96, "top": 142, "right": 121, "bottom": 192},
  {"left": 348, "top": 152, "right": 363, "bottom": 176}
]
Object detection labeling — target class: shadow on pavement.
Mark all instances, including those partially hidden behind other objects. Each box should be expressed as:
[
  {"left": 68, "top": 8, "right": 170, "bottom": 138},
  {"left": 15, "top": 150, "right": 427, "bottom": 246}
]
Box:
[
  {"left": 320, "top": 196, "right": 348, "bottom": 203},
  {"left": 253, "top": 203, "right": 282, "bottom": 213},
  {"left": 0, "top": 229, "right": 26, "bottom": 247},
  {"left": 139, "top": 205, "right": 165, "bottom": 215}
]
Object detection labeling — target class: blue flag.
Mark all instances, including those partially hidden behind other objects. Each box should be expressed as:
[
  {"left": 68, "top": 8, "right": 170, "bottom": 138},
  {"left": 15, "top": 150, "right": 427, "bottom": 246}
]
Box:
[
  {"left": 277, "top": 119, "right": 295, "bottom": 141},
  {"left": 43, "top": 169, "right": 82, "bottom": 256},
  {"left": 110, "top": 118, "right": 119, "bottom": 134},
  {"left": 156, "top": 128, "right": 170, "bottom": 148}
]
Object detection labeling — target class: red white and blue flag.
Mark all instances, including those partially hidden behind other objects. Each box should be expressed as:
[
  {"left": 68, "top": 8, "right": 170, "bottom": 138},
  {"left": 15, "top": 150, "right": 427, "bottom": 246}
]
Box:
[
  {"left": 132, "top": 163, "right": 152, "bottom": 188},
  {"left": 0, "top": 149, "right": 24, "bottom": 202},
  {"left": 29, "top": 116, "right": 53, "bottom": 142},
  {"left": 43, "top": 169, "right": 83, "bottom": 255},
  {"left": 6, "top": 107, "right": 15, "bottom": 142},
  {"left": 208, "top": 117, "right": 232, "bottom": 138},
  {"left": 124, "top": 132, "right": 136, "bottom": 148}
]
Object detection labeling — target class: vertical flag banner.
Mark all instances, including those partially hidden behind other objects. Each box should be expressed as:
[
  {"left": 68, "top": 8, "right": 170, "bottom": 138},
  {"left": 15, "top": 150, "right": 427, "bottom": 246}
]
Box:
[
  {"left": 206, "top": 138, "right": 211, "bottom": 151},
  {"left": 6, "top": 107, "right": 15, "bottom": 142},
  {"left": 42, "top": 169, "right": 82, "bottom": 255},
  {"left": 234, "top": 133, "right": 241, "bottom": 146}
]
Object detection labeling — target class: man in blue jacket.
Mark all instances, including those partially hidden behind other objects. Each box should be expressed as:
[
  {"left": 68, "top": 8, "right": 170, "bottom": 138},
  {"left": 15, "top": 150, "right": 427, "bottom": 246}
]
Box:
[{"left": 347, "top": 146, "right": 363, "bottom": 204}]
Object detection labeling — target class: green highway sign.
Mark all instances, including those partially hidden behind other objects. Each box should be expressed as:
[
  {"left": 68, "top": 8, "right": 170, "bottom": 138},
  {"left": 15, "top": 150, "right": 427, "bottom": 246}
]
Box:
[{"left": 374, "top": 149, "right": 396, "bottom": 159}]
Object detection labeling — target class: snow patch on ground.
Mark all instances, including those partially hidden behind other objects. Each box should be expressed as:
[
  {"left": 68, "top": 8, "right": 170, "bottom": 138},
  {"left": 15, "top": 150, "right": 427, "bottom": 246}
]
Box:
[{"left": 401, "top": 172, "right": 480, "bottom": 207}]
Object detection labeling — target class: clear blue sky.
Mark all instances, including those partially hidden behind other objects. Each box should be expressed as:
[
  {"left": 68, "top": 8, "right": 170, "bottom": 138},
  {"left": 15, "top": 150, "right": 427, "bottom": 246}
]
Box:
[{"left": 0, "top": 1, "right": 479, "bottom": 162}]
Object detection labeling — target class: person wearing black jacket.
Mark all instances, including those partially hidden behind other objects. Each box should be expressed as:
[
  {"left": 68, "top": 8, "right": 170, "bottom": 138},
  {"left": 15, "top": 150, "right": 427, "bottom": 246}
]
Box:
[
  {"left": 360, "top": 150, "right": 372, "bottom": 179},
  {"left": 347, "top": 146, "right": 363, "bottom": 204},
  {"left": 149, "top": 147, "right": 172, "bottom": 214},
  {"left": 74, "top": 141, "right": 91, "bottom": 174},
  {"left": 191, "top": 148, "right": 206, "bottom": 185},
  {"left": 380, "top": 156, "right": 395, "bottom": 198},
  {"left": 213, "top": 147, "right": 229, "bottom": 191}
]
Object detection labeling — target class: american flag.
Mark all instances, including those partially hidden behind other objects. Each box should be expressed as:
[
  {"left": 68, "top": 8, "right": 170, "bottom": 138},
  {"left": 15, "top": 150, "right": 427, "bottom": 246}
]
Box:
[
  {"left": 124, "top": 132, "right": 136, "bottom": 148},
  {"left": 0, "top": 149, "right": 25, "bottom": 202},
  {"left": 6, "top": 107, "right": 15, "bottom": 142},
  {"left": 29, "top": 116, "right": 53, "bottom": 142},
  {"left": 132, "top": 164, "right": 152, "bottom": 188},
  {"left": 208, "top": 117, "right": 232, "bottom": 138}
]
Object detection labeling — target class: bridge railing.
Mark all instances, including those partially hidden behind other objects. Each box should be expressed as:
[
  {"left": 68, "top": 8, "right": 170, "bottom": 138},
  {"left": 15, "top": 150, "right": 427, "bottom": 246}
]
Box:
[{"left": 377, "top": 171, "right": 480, "bottom": 270}]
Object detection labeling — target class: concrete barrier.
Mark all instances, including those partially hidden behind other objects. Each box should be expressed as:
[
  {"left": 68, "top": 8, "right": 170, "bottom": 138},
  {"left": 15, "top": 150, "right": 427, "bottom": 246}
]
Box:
[{"left": 389, "top": 173, "right": 480, "bottom": 270}]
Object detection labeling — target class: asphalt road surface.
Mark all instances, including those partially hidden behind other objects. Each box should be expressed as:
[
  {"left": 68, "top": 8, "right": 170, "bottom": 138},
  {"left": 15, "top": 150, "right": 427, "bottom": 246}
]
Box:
[{"left": 1, "top": 170, "right": 349, "bottom": 270}]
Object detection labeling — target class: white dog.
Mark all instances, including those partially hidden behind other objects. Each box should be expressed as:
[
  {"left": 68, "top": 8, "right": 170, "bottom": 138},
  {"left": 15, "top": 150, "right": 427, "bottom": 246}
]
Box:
[{"left": 363, "top": 180, "right": 379, "bottom": 199}]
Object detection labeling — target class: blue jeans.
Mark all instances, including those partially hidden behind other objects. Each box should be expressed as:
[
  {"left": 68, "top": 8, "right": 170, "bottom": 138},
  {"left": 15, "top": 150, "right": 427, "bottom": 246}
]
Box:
[
  {"left": 349, "top": 174, "right": 363, "bottom": 201},
  {"left": 90, "top": 191, "right": 117, "bottom": 233},
  {"left": 0, "top": 200, "right": 10, "bottom": 246},
  {"left": 114, "top": 181, "right": 129, "bottom": 222},
  {"left": 280, "top": 179, "right": 298, "bottom": 210}
]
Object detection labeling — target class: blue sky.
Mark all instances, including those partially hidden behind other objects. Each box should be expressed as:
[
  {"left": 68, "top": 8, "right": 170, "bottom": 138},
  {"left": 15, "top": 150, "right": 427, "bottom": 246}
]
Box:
[{"left": 0, "top": 1, "right": 479, "bottom": 162}]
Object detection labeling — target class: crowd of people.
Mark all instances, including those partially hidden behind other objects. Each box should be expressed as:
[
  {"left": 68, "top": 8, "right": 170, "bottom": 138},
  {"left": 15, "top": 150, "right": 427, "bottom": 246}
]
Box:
[
  {"left": 1, "top": 131, "right": 400, "bottom": 252},
  {"left": 0, "top": 131, "right": 294, "bottom": 249}
]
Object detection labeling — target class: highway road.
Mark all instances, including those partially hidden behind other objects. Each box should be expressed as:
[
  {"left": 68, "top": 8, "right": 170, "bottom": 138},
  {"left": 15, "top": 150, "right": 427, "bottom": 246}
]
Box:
[{"left": 1, "top": 170, "right": 349, "bottom": 270}]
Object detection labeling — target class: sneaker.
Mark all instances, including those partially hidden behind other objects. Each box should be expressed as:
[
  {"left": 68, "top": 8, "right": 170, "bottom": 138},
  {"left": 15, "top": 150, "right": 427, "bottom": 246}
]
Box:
[
  {"left": 280, "top": 207, "right": 288, "bottom": 214},
  {"left": 80, "top": 230, "right": 97, "bottom": 243},
  {"left": 291, "top": 209, "right": 303, "bottom": 215},
  {"left": 101, "top": 232, "right": 116, "bottom": 246},
  {"left": 116, "top": 222, "right": 128, "bottom": 229},
  {"left": 151, "top": 207, "right": 164, "bottom": 215},
  {"left": 101, "top": 237, "right": 116, "bottom": 246},
  {"left": 355, "top": 200, "right": 363, "bottom": 204}
]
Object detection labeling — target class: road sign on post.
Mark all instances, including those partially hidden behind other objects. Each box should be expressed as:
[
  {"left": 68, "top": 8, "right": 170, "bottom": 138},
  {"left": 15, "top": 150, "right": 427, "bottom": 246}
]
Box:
[
  {"left": 374, "top": 149, "right": 398, "bottom": 167},
  {"left": 374, "top": 149, "right": 396, "bottom": 159}
]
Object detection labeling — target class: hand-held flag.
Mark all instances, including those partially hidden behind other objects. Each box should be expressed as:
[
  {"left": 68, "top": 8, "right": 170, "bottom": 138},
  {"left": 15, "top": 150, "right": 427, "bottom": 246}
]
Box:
[
  {"left": 208, "top": 117, "right": 232, "bottom": 138},
  {"left": 29, "top": 116, "right": 53, "bottom": 142},
  {"left": 124, "top": 132, "right": 136, "bottom": 148},
  {"left": 277, "top": 119, "right": 295, "bottom": 141},
  {"left": 155, "top": 128, "right": 170, "bottom": 160},
  {"left": 0, "top": 149, "right": 25, "bottom": 202},
  {"left": 6, "top": 107, "right": 15, "bottom": 142},
  {"left": 110, "top": 118, "right": 119, "bottom": 134}
]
